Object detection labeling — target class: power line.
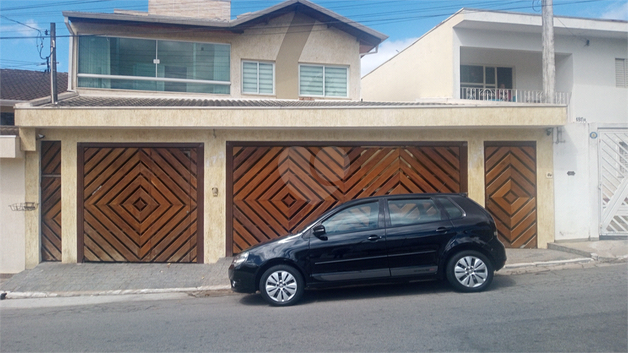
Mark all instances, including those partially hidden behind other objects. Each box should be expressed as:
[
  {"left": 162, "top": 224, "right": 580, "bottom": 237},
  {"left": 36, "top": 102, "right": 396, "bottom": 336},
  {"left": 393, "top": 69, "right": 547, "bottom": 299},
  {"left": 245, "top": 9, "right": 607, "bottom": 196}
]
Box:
[{"left": 0, "top": 0, "right": 615, "bottom": 41}]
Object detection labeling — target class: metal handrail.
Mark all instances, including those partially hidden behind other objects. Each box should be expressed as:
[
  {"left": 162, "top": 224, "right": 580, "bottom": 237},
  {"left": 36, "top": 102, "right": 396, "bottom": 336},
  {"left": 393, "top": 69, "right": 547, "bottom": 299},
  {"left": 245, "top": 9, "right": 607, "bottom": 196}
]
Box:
[{"left": 460, "top": 87, "right": 570, "bottom": 104}]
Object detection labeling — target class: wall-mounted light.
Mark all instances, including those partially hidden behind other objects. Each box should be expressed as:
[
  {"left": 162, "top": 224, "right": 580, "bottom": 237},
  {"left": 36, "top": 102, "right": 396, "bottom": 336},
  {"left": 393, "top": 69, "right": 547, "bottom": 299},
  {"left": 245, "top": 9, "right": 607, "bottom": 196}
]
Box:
[
  {"left": 212, "top": 187, "right": 219, "bottom": 197},
  {"left": 545, "top": 128, "right": 553, "bottom": 136},
  {"left": 36, "top": 134, "right": 45, "bottom": 140}
]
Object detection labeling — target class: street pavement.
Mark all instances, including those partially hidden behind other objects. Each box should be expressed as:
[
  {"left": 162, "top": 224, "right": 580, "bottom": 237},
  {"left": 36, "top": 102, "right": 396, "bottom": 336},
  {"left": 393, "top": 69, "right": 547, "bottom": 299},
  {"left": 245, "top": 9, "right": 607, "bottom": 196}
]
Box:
[{"left": 0, "top": 240, "right": 626, "bottom": 300}]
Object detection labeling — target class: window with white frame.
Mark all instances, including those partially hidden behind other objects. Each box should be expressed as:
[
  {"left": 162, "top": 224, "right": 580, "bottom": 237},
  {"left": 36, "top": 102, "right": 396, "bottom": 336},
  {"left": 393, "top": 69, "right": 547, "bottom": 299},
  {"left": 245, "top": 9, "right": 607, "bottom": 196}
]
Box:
[
  {"left": 242, "top": 61, "right": 274, "bottom": 95},
  {"left": 299, "top": 64, "right": 348, "bottom": 97},
  {"left": 78, "top": 36, "right": 231, "bottom": 94},
  {"left": 616, "top": 58, "right": 627, "bottom": 88}
]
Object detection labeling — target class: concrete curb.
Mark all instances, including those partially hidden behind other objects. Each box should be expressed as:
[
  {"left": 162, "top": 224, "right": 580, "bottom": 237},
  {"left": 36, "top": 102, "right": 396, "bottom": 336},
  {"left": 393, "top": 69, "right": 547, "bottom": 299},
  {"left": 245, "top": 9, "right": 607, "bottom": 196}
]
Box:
[
  {"left": 547, "top": 243, "right": 628, "bottom": 263},
  {"left": 1, "top": 257, "right": 610, "bottom": 300},
  {"left": 547, "top": 243, "right": 593, "bottom": 258},
  {"left": 503, "top": 257, "right": 594, "bottom": 269},
  {"left": 3, "top": 284, "right": 231, "bottom": 300}
]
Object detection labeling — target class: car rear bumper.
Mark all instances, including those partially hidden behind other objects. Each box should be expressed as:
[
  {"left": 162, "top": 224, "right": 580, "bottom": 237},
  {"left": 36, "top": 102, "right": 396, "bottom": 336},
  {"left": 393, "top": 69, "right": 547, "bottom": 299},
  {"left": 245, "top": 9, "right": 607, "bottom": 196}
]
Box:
[{"left": 488, "top": 237, "right": 507, "bottom": 271}]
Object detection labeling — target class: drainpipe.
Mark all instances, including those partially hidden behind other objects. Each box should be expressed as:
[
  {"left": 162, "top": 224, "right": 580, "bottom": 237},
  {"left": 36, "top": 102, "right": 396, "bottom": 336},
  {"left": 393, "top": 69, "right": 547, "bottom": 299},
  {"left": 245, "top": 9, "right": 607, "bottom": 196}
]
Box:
[
  {"left": 50, "top": 22, "right": 58, "bottom": 105},
  {"left": 65, "top": 17, "right": 75, "bottom": 92}
]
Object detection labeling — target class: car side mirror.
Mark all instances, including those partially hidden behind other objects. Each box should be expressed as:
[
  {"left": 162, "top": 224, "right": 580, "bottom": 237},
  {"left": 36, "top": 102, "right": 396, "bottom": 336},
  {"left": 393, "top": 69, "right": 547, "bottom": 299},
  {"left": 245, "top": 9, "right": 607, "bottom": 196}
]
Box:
[{"left": 312, "top": 225, "right": 327, "bottom": 240}]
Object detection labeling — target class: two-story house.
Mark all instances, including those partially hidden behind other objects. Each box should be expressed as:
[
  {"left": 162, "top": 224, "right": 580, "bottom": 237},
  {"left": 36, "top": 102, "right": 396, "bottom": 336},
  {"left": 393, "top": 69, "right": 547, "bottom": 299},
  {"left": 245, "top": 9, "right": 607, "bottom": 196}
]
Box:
[
  {"left": 362, "top": 9, "right": 628, "bottom": 244},
  {"left": 12, "top": 0, "right": 565, "bottom": 271}
]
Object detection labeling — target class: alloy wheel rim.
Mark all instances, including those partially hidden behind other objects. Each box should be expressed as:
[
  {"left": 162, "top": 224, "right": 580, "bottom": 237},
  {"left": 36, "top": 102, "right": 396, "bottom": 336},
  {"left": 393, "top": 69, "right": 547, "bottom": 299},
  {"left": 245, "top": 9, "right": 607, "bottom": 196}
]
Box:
[
  {"left": 454, "top": 256, "right": 488, "bottom": 288},
  {"left": 265, "top": 270, "right": 298, "bottom": 302}
]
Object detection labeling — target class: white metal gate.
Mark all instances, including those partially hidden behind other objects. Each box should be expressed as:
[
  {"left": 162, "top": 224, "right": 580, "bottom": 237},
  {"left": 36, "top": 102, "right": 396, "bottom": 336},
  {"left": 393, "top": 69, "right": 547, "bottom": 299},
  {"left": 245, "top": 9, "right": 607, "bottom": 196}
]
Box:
[{"left": 599, "top": 129, "right": 628, "bottom": 237}]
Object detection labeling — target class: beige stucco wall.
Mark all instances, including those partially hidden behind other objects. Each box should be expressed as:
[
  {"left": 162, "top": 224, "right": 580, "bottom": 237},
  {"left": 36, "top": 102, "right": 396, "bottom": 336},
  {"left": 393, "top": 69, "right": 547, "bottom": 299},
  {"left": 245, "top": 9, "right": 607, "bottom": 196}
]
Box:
[
  {"left": 361, "top": 16, "right": 461, "bottom": 101},
  {"left": 17, "top": 105, "right": 566, "bottom": 129},
  {"left": 0, "top": 156, "right": 27, "bottom": 273},
  {"left": 20, "top": 110, "right": 556, "bottom": 266},
  {"left": 68, "top": 12, "right": 361, "bottom": 100}
]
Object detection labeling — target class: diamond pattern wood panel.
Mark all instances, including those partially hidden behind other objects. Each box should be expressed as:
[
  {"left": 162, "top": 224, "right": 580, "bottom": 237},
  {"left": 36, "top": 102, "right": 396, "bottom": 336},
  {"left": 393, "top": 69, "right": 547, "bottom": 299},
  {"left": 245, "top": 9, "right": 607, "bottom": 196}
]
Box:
[
  {"left": 230, "top": 144, "right": 466, "bottom": 254},
  {"left": 41, "top": 141, "right": 62, "bottom": 261},
  {"left": 80, "top": 146, "right": 201, "bottom": 262},
  {"left": 485, "top": 143, "right": 537, "bottom": 248}
]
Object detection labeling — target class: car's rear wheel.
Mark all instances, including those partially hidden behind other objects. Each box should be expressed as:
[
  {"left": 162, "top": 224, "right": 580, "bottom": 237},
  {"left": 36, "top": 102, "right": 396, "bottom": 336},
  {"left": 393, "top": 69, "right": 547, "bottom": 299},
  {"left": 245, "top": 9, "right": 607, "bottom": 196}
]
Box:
[
  {"left": 446, "top": 250, "right": 494, "bottom": 292},
  {"left": 259, "top": 265, "right": 304, "bottom": 306}
]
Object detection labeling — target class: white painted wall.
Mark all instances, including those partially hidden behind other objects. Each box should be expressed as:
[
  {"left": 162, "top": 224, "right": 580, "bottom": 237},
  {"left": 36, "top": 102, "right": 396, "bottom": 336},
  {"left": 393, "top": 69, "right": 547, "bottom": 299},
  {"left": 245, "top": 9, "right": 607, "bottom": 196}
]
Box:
[
  {"left": 362, "top": 10, "right": 627, "bottom": 243},
  {"left": 440, "top": 19, "right": 627, "bottom": 242},
  {"left": 0, "top": 156, "right": 26, "bottom": 273},
  {"left": 362, "top": 16, "right": 462, "bottom": 101}
]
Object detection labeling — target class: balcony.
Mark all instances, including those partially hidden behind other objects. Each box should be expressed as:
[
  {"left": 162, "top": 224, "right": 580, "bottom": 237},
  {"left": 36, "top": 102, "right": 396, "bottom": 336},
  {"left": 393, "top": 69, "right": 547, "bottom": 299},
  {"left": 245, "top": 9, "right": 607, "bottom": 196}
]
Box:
[{"left": 460, "top": 88, "right": 570, "bottom": 105}]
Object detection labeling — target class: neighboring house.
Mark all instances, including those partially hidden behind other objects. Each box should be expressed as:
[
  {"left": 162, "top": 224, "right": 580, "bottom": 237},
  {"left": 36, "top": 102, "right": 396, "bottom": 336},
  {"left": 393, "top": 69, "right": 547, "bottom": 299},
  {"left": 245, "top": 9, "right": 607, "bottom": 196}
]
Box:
[
  {"left": 362, "top": 9, "right": 628, "bottom": 243},
  {"left": 14, "top": 0, "right": 565, "bottom": 270},
  {"left": 0, "top": 69, "right": 68, "bottom": 273}
]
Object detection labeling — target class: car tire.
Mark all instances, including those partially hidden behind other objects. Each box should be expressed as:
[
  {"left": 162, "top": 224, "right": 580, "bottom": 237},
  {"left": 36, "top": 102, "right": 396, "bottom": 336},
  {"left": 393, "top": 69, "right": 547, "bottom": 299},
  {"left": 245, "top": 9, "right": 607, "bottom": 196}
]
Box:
[
  {"left": 259, "top": 265, "right": 304, "bottom": 306},
  {"left": 446, "top": 250, "right": 494, "bottom": 292}
]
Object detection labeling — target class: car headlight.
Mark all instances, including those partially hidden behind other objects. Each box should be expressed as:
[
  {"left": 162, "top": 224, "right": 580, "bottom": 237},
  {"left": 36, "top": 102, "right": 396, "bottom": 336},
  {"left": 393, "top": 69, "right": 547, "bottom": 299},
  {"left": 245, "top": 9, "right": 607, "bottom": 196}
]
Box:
[{"left": 232, "top": 251, "right": 249, "bottom": 267}]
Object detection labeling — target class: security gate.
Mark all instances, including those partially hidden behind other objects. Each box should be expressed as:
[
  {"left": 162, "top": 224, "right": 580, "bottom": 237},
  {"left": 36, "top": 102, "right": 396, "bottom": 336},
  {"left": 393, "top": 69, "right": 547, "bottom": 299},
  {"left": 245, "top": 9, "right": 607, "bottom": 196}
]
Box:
[
  {"left": 78, "top": 144, "right": 204, "bottom": 262},
  {"left": 485, "top": 142, "right": 537, "bottom": 248},
  {"left": 227, "top": 143, "right": 468, "bottom": 255},
  {"left": 599, "top": 129, "right": 628, "bottom": 237},
  {"left": 41, "top": 141, "right": 62, "bottom": 261}
]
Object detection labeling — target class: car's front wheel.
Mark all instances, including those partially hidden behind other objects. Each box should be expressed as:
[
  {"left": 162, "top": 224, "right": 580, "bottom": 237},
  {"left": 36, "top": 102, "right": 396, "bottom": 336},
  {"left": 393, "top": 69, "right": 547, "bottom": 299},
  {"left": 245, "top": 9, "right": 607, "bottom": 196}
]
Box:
[
  {"left": 446, "top": 250, "right": 494, "bottom": 292},
  {"left": 259, "top": 265, "right": 304, "bottom": 306}
]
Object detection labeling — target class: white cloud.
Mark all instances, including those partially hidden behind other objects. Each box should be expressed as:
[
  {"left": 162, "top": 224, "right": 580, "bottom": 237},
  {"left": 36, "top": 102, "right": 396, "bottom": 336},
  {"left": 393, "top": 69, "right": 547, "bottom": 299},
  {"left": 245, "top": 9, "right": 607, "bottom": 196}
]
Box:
[
  {"left": 600, "top": 1, "right": 628, "bottom": 20},
  {"left": 0, "top": 19, "right": 42, "bottom": 39},
  {"left": 361, "top": 37, "right": 418, "bottom": 77}
]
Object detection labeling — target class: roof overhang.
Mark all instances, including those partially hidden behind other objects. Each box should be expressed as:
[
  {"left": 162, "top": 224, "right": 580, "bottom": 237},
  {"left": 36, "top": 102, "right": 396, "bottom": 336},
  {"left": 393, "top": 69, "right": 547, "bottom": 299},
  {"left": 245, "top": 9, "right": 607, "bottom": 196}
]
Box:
[
  {"left": 15, "top": 96, "right": 567, "bottom": 130},
  {"left": 453, "top": 8, "right": 628, "bottom": 40},
  {"left": 63, "top": 0, "right": 388, "bottom": 50}
]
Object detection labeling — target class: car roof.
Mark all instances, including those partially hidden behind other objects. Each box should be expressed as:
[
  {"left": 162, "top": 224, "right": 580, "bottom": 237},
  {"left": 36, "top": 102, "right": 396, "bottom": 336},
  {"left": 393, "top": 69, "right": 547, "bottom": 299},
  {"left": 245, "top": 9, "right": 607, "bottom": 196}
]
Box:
[{"left": 341, "top": 193, "right": 467, "bottom": 206}]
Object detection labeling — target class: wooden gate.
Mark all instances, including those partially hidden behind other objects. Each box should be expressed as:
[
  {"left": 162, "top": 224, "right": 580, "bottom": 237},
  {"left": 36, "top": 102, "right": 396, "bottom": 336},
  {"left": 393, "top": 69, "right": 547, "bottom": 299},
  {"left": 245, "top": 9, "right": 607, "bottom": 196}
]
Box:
[
  {"left": 485, "top": 142, "right": 537, "bottom": 248},
  {"left": 78, "top": 144, "right": 203, "bottom": 263},
  {"left": 41, "top": 141, "right": 62, "bottom": 261},
  {"left": 227, "top": 143, "right": 467, "bottom": 254}
]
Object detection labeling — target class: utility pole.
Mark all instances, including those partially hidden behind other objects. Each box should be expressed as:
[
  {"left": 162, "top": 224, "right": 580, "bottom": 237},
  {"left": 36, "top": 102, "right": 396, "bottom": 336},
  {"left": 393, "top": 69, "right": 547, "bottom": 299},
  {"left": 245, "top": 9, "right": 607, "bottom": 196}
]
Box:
[
  {"left": 542, "top": 0, "right": 555, "bottom": 104},
  {"left": 50, "top": 22, "right": 58, "bottom": 105}
]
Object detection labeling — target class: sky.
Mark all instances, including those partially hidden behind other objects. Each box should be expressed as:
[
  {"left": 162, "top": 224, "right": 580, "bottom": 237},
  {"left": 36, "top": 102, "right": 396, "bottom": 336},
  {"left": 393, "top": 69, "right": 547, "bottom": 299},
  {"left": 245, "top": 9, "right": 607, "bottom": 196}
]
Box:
[{"left": 0, "top": 0, "right": 626, "bottom": 77}]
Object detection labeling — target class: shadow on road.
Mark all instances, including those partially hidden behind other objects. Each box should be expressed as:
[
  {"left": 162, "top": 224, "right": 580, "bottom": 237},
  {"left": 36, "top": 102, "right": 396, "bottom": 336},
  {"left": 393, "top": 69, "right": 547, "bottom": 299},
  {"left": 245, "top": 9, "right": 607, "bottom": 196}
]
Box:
[
  {"left": 238, "top": 274, "right": 519, "bottom": 306},
  {"left": 491, "top": 274, "right": 517, "bottom": 290}
]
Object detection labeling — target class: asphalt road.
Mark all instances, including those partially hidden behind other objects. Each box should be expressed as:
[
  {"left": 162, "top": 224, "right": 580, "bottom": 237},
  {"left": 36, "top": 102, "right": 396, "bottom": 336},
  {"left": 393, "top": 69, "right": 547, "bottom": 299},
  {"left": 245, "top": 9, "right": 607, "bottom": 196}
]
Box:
[{"left": 1, "top": 264, "right": 626, "bottom": 352}]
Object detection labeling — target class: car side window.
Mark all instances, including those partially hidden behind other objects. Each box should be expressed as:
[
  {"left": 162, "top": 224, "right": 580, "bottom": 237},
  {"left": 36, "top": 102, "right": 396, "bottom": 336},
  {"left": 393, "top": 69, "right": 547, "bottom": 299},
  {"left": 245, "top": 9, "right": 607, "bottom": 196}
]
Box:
[
  {"left": 436, "top": 197, "right": 464, "bottom": 219},
  {"left": 322, "top": 201, "right": 379, "bottom": 235},
  {"left": 387, "top": 198, "right": 442, "bottom": 227}
]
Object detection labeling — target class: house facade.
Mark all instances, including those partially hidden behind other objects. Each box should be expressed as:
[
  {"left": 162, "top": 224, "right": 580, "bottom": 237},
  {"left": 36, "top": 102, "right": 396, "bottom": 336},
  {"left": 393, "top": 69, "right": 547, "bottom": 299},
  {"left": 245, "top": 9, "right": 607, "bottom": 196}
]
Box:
[
  {"left": 0, "top": 70, "right": 68, "bottom": 273},
  {"left": 13, "top": 0, "right": 566, "bottom": 270},
  {"left": 362, "top": 9, "right": 628, "bottom": 243}
]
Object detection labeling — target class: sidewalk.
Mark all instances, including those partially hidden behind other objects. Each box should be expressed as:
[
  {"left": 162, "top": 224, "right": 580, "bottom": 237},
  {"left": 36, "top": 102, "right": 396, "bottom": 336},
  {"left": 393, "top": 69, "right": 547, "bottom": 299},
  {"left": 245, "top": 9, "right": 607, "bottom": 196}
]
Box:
[{"left": 1, "top": 240, "right": 626, "bottom": 300}]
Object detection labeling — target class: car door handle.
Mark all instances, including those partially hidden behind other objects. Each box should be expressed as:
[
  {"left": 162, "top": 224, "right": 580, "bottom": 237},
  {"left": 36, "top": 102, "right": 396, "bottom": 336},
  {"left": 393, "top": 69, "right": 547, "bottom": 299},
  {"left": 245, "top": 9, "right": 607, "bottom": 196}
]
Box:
[
  {"left": 436, "top": 227, "right": 451, "bottom": 233},
  {"left": 367, "top": 235, "right": 381, "bottom": 241}
]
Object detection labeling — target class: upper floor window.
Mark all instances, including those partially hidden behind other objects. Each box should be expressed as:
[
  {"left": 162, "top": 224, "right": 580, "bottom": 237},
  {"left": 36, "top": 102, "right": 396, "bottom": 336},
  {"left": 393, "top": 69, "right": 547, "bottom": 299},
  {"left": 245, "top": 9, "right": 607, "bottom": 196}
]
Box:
[
  {"left": 460, "top": 65, "right": 512, "bottom": 90},
  {"left": 78, "top": 36, "right": 230, "bottom": 94},
  {"left": 299, "top": 64, "right": 348, "bottom": 98},
  {"left": 616, "top": 58, "right": 627, "bottom": 88},
  {"left": 242, "top": 61, "right": 274, "bottom": 95}
]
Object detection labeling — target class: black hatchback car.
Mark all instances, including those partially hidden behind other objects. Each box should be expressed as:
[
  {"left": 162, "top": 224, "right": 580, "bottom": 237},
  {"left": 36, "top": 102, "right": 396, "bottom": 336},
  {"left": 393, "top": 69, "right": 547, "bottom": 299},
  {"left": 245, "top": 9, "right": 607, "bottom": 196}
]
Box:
[{"left": 229, "top": 193, "right": 506, "bottom": 306}]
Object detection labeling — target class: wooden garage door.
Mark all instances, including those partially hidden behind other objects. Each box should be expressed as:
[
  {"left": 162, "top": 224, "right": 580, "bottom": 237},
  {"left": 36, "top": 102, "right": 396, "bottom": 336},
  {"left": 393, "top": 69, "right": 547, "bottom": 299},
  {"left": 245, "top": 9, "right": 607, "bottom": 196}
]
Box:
[
  {"left": 78, "top": 144, "right": 203, "bottom": 263},
  {"left": 227, "top": 143, "right": 467, "bottom": 255},
  {"left": 41, "top": 141, "right": 62, "bottom": 261},
  {"left": 485, "top": 142, "right": 537, "bottom": 248}
]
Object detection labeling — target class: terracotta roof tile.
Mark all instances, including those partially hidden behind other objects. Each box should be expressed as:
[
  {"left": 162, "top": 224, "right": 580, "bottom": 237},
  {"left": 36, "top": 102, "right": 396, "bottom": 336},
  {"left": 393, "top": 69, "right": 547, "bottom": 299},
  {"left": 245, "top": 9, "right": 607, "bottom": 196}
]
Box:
[
  {"left": 34, "top": 95, "right": 448, "bottom": 108},
  {"left": 0, "top": 69, "right": 68, "bottom": 101}
]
